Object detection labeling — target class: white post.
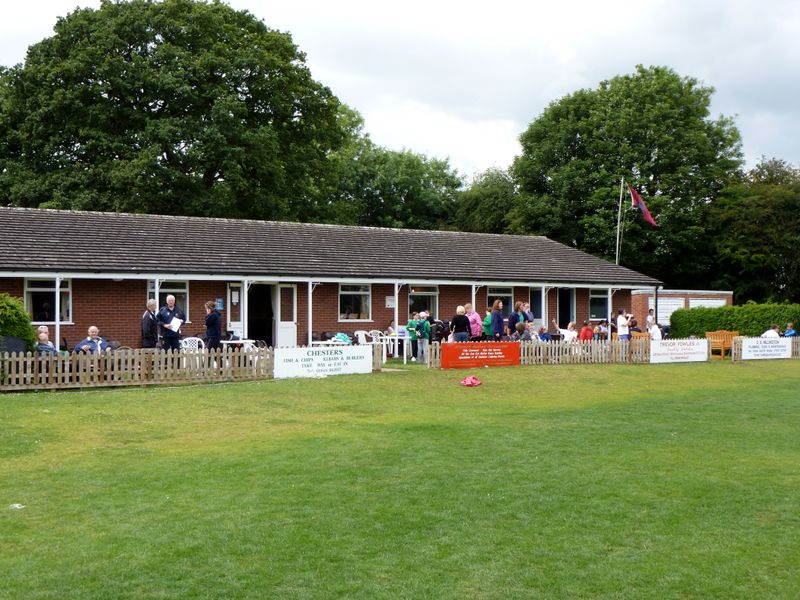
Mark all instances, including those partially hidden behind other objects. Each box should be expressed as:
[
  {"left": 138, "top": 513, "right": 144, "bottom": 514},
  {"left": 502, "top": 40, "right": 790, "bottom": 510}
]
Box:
[
  {"left": 54, "top": 277, "right": 62, "bottom": 351},
  {"left": 307, "top": 281, "right": 313, "bottom": 346},
  {"left": 393, "top": 282, "right": 400, "bottom": 358},
  {"left": 471, "top": 284, "right": 477, "bottom": 310},
  {"left": 615, "top": 177, "right": 625, "bottom": 265},
  {"left": 242, "top": 279, "right": 249, "bottom": 339}
]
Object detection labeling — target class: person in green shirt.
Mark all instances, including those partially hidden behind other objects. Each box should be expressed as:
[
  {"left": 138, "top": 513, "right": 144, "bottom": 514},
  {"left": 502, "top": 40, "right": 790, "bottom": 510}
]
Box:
[
  {"left": 482, "top": 308, "right": 492, "bottom": 339},
  {"left": 416, "top": 311, "right": 432, "bottom": 364},
  {"left": 406, "top": 312, "right": 419, "bottom": 361}
]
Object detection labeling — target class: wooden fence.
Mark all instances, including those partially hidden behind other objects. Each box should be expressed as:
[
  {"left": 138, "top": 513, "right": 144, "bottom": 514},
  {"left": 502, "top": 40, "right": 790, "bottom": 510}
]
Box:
[
  {"left": 427, "top": 339, "right": 652, "bottom": 368},
  {"left": 1, "top": 348, "right": 273, "bottom": 392}
]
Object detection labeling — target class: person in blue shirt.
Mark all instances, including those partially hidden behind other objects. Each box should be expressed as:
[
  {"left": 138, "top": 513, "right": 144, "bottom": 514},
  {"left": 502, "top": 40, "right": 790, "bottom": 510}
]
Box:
[
  {"left": 204, "top": 300, "right": 222, "bottom": 349},
  {"left": 36, "top": 332, "right": 58, "bottom": 354},
  {"left": 490, "top": 299, "right": 505, "bottom": 340},
  {"left": 157, "top": 294, "right": 186, "bottom": 351},
  {"left": 73, "top": 326, "right": 110, "bottom": 353},
  {"left": 784, "top": 322, "right": 797, "bottom": 337}
]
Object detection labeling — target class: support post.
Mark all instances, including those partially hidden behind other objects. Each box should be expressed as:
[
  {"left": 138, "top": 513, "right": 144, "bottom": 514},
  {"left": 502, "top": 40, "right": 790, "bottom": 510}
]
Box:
[
  {"left": 308, "top": 281, "right": 313, "bottom": 346},
  {"left": 54, "top": 277, "right": 62, "bottom": 351}
]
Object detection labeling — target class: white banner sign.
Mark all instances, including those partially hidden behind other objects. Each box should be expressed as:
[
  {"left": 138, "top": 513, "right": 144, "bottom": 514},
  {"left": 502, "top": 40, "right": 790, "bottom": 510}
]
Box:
[
  {"left": 740, "top": 337, "right": 792, "bottom": 360},
  {"left": 650, "top": 339, "right": 709, "bottom": 364},
  {"left": 274, "top": 346, "right": 373, "bottom": 379}
]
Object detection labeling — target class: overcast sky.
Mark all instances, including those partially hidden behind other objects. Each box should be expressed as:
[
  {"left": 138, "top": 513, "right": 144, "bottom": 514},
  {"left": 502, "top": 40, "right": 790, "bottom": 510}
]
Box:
[{"left": 1, "top": 0, "right": 798, "bottom": 178}]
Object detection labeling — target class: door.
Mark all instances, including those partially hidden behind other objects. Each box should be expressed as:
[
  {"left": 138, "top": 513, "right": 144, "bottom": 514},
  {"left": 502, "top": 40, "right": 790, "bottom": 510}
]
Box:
[
  {"left": 276, "top": 284, "right": 297, "bottom": 347},
  {"left": 248, "top": 284, "right": 274, "bottom": 346},
  {"left": 557, "top": 288, "right": 574, "bottom": 329},
  {"left": 227, "top": 283, "right": 243, "bottom": 338}
]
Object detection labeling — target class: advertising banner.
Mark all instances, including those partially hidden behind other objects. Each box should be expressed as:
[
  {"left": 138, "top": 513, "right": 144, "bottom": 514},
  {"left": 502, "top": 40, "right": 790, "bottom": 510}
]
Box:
[
  {"left": 650, "top": 339, "right": 708, "bottom": 364},
  {"left": 274, "top": 346, "right": 373, "bottom": 379},
  {"left": 441, "top": 342, "right": 521, "bottom": 369},
  {"left": 740, "top": 337, "right": 792, "bottom": 360}
]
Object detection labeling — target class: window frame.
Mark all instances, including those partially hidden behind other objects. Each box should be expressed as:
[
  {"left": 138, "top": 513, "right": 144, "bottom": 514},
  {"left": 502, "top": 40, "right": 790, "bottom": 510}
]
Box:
[
  {"left": 487, "top": 286, "right": 513, "bottom": 319},
  {"left": 407, "top": 285, "right": 439, "bottom": 320},
  {"left": 25, "top": 278, "right": 73, "bottom": 324},
  {"left": 148, "top": 280, "right": 190, "bottom": 322},
  {"left": 338, "top": 283, "right": 372, "bottom": 322},
  {"left": 589, "top": 289, "right": 608, "bottom": 321}
]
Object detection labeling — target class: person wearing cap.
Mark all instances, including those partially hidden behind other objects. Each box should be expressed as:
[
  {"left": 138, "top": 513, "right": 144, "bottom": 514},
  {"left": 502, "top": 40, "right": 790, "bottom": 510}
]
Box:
[{"left": 416, "top": 311, "right": 431, "bottom": 364}]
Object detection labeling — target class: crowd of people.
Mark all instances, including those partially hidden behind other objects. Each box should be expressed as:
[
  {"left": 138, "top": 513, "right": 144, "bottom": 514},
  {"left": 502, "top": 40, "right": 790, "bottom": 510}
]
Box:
[{"left": 761, "top": 323, "right": 797, "bottom": 338}]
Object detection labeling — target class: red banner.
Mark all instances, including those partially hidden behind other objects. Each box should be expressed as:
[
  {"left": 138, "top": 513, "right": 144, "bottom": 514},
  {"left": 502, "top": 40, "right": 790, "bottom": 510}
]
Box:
[{"left": 440, "top": 342, "right": 521, "bottom": 369}]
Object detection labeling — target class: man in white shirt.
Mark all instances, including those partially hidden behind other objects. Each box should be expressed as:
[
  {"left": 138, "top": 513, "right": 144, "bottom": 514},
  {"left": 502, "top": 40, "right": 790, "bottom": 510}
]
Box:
[
  {"left": 649, "top": 322, "right": 662, "bottom": 340},
  {"left": 645, "top": 309, "right": 655, "bottom": 329},
  {"left": 761, "top": 324, "right": 780, "bottom": 338},
  {"left": 616, "top": 309, "right": 632, "bottom": 340}
]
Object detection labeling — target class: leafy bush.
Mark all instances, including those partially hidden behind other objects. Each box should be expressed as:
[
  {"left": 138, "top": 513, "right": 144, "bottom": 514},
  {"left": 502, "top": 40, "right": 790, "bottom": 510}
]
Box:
[
  {"left": 0, "top": 293, "right": 36, "bottom": 351},
  {"left": 670, "top": 303, "right": 800, "bottom": 337}
]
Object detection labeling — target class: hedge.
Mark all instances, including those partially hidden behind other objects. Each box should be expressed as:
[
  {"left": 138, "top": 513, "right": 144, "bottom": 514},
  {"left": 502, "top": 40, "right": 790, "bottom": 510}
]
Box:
[
  {"left": 670, "top": 303, "right": 800, "bottom": 338},
  {"left": 0, "top": 293, "right": 37, "bottom": 351}
]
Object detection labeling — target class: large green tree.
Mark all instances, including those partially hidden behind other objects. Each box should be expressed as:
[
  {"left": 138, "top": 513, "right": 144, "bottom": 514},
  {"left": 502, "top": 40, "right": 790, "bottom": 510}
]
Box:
[
  {"left": 311, "top": 107, "right": 462, "bottom": 230},
  {"left": 0, "top": 0, "right": 344, "bottom": 219},
  {"left": 707, "top": 158, "right": 800, "bottom": 303},
  {"left": 511, "top": 65, "right": 743, "bottom": 286},
  {"left": 454, "top": 168, "right": 517, "bottom": 233}
]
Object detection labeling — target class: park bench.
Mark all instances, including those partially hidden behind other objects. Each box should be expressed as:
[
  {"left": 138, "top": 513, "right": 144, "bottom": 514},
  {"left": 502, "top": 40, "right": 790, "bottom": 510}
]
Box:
[{"left": 705, "top": 330, "right": 739, "bottom": 359}]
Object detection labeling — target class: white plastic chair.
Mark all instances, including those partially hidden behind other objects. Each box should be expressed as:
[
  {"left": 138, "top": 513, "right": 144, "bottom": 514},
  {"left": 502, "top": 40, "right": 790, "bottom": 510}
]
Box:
[
  {"left": 368, "top": 330, "right": 388, "bottom": 363},
  {"left": 354, "top": 330, "right": 370, "bottom": 345},
  {"left": 180, "top": 337, "right": 206, "bottom": 350}
]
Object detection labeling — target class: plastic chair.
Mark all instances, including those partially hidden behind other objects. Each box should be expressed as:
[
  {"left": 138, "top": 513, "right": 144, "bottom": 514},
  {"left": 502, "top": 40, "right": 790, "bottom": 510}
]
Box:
[
  {"left": 354, "top": 330, "right": 370, "bottom": 345},
  {"left": 180, "top": 337, "right": 206, "bottom": 350}
]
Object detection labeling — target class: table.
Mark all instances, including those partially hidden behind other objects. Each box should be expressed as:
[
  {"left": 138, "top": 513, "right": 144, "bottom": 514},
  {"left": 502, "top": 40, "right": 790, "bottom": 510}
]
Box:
[{"left": 220, "top": 339, "right": 257, "bottom": 350}]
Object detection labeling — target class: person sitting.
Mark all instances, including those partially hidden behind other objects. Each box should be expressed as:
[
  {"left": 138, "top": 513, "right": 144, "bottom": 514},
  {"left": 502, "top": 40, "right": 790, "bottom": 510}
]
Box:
[
  {"left": 73, "top": 326, "right": 110, "bottom": 353},
  {"left": 629, "top": 319, "right": 642, "bottom": 333},
  {"left": 551, "top": 318, "right": 578, "bottom": 342},
  {"left": 649, "top": 322, "right": 663, "bottom": 340},
  {"left": 537, "top": 326, "right": 551, "bottom": 342},
  {"left": 784, "top": 322, "right": 797, "bottom": 337},
  {"left": 36, "top": 332, "right": 58, "bottom": 354},
  {"left": 579, "top": 320, "right": 594, "bottom": 342},
  {"left": 511, "top": 321, "right": 532, "bottom": 341},
  {"left": 761, "top": 324, "right": 781, "bottom": 338}
]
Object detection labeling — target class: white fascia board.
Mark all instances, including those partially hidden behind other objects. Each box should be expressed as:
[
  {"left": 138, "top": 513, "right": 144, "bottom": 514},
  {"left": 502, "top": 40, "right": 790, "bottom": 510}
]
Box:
[{"left": 1, "top": 271, "right": 653, "bottom": 290}]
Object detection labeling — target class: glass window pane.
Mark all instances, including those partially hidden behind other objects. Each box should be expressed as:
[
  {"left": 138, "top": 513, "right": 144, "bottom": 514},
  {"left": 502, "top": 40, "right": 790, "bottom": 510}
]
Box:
[
  {"left": 487, "top": 288, "right": 512, "bottom": 318},
  {"left": 340, "top": 293, "right": 370, "bottom": 320},
  {"left": 28, "top": 291, "right": 55, "bottom": 321}
]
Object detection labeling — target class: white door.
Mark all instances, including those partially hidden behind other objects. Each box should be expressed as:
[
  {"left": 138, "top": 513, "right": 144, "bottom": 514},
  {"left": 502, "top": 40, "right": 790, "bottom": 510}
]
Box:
[
  {"left": 227, "top": 283, "right": 243, "bottom": 338},
  {"left": 275, "top": 284, "right": 297, "bottom": 347}
]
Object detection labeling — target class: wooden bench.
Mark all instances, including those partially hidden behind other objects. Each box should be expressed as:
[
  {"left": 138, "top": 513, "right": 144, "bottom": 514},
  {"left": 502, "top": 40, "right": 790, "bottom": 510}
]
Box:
[{"left": 705, "top": 330, "right": 739, "bottom": 359}]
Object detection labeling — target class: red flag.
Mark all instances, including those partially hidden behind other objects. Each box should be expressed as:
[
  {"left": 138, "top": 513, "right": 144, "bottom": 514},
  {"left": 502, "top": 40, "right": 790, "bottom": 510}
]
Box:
[{"left": 628, "top": 184, "right": 657, "bottom": 227}]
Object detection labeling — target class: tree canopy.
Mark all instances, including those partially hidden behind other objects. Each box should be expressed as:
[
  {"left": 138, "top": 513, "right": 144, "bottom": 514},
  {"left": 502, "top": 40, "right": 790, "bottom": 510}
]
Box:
[
  {"left": 510, "top": 65, "right": 743, "bottom": 286},
  {"left": 707, "top": 158, "right": 800, "bottom": 303},
  {"left": 0, "top": 0, "right": 345, "bottom": 220}
]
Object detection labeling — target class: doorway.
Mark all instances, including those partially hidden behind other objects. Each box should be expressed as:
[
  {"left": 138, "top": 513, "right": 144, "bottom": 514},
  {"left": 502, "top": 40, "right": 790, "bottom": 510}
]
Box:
[
  {"left": 557, "top": 288, "right": 574, "bottom": 329},
  {"left": 248, "top": 284, "right": 274, "bottom": 346}
]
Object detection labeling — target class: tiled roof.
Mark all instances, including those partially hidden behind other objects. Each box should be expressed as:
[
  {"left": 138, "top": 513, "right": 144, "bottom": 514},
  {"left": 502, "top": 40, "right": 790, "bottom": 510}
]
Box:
[{"left": 0, "top": 206, "right": 659, "bottom": 286}]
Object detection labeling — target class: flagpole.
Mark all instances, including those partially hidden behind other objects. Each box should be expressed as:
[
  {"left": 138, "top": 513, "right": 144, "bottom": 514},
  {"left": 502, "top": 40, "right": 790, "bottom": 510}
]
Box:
[{"left": 615, "top": 177, "right": 624, "bottom": 265}]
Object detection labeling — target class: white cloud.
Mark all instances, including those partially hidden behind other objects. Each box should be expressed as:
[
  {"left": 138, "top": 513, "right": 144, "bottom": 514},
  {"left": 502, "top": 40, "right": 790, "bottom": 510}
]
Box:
[{"left": 2, "top": 0, "right": 800, "bottom": 175}]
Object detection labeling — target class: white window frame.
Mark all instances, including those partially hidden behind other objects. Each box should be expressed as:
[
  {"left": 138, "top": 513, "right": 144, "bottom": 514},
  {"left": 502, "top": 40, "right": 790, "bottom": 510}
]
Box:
[
  {"left": 338, "top": 283, "right": 372, "bottom": 322},
  {"left": 589, "top": 289, "right": 609, "bottom": 321},
  {"left": 408, "top": 285, "right": 439, "bottom": 319},
  {"left": 148, "top": 280, "right": 190, "bottom": 322},
  {"left": 25, "top": 278, "right": 73, "bottom": 324},
  {"left": 488, "top": 286, "right": 513, "bottom": 319}
]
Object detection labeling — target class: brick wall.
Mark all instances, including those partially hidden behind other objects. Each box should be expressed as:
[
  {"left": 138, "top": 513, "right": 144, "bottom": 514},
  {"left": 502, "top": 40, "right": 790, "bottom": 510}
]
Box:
[{"left": 0, "top": 279, "right": 23, "bottom": 296}]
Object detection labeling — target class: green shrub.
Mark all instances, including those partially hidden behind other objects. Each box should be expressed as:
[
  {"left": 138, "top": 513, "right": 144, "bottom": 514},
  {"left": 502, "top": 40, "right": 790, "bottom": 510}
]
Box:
[
  {"left": 670, "top": 303, "right": 800, "bottom": 337},
  {"left": 0, "top": 293, "right": 36, "bottom": 351}
]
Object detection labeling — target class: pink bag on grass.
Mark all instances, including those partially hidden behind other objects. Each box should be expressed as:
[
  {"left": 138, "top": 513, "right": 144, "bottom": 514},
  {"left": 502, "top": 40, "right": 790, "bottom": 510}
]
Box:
[{"left": 460, "top": 376, "right": 481, "bottom": 387}]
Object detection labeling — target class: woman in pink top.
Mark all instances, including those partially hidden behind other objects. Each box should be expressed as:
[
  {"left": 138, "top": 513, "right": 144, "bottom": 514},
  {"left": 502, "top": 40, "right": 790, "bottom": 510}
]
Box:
[{"left": 464, "top": 303, "right": 484, "bottom": 341}]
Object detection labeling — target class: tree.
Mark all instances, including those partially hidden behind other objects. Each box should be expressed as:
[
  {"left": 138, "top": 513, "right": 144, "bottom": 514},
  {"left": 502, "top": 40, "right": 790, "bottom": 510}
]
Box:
[
  {"left": 511, "top": 65, "right": 743, "bottom": 286},
  {"left": 707, "top": 158, "right": 800, "bottom": 303},
  {"left": 455, "top": 168, "right": 517, "bottom": 233},
  {"left": 0, "top": 294, "right": 36, "bottom": 351},
  {"left": 311, "top": 107, "right": 463, "bottom": 230},
  {"left": 0, "top": 0, "right": 344, "bottom": 220}
]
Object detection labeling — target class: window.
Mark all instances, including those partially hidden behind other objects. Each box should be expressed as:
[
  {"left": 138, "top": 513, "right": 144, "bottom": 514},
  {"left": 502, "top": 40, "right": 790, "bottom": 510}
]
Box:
[
  {"left": 529, "top": 287, "right": 543, "bottom": 321},
  {"left": 589, "top": 289, "right": 608, "bottom": 320},
  {"left": 148, "top": 280, "right": 189, "bottom": 321},
  {"left": 339, "top": 284, "right": 371, "bottom": 321},
  {"left": 487, "top": 287, "right": 513, "bottom": 318},
  {"left": 408, "top": 285, "right": 438, "bottom": 319},
  {"left": 26, "top": 279, "right": 72, "bottom": 323}
]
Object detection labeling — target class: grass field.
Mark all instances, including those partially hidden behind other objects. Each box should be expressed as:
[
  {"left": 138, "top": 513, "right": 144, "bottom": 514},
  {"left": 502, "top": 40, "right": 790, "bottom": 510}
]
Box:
[{"left": 2, "top": 360, "right": 800, "bottom": 599}]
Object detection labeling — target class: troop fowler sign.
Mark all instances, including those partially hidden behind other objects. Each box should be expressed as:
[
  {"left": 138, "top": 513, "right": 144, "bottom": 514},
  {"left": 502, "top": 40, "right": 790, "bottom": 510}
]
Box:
[
  {"left": 441, "top": 342, "right": 521, "bottom": 369},
  {"left": 649, "top": 339, "right": 708, "bottom": 364}
]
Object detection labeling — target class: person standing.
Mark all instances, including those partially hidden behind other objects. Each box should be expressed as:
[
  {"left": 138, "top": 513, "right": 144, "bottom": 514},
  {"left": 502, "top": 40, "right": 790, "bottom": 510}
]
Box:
[
  {"left": 482, "top": 307, "right": 493, "bottom": 339},
  {"left": 451, "top": 306, "right": 471, "bottom": 342},
  {"left": 616, "top": 308, "right": 632, "bottom": 341},
  {"left": 490, "top": 299, "right": 505, "bottom": 341},
  {"left": 464, "top": 303, "right": 483, "bottom": 341},
  {"left": 416, "top": 311, "right": 431, "bottom": 364},
  {"left": 141, "top": 299, "right": 159, "bottom": 348},
  {"left": 406, "top": 312, "right": 420, "bottom": 361},
  {"left": 157, "top": 294, "right": 186, "bottom": 352},
  {"left": 204, "top": 300, "right": 222, "bottom": 350}
]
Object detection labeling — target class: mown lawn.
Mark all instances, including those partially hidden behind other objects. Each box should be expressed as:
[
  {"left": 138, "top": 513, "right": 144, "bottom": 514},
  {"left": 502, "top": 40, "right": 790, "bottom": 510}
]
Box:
[{"left": 1, "top": 360, "right": 799, "bottom": 599}]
